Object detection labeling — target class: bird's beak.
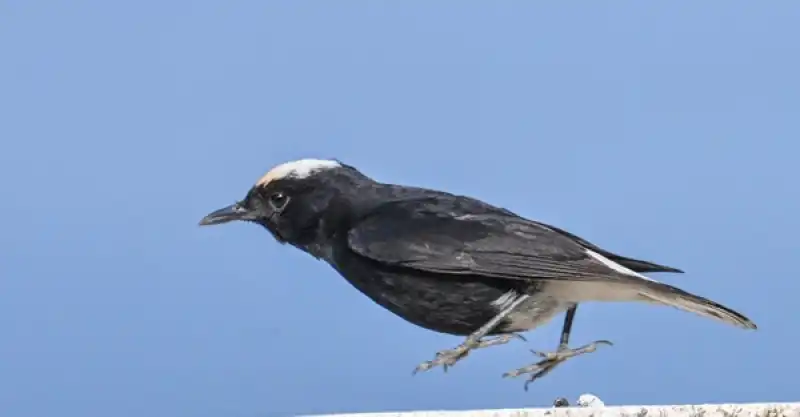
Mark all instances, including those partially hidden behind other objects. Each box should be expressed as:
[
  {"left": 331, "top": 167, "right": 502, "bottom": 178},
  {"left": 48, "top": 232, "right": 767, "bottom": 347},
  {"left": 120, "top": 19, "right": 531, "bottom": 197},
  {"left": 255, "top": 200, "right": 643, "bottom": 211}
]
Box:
[{"left": 198, "top": 202, "right": 252, "bottom": 226}]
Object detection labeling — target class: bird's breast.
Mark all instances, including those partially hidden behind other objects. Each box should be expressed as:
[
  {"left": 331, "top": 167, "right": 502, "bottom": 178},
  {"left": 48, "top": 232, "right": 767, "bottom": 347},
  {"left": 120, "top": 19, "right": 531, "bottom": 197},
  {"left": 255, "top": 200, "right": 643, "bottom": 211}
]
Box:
[{"left": 328, "top": 250, "right": 519, "bottom": 335}]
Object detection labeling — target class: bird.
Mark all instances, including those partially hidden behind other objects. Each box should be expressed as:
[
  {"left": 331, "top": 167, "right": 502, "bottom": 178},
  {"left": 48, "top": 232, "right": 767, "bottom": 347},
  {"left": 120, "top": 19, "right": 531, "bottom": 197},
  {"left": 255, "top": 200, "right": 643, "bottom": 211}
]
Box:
[{"left": 198, "top": 158, "right": 757, "bottom": 387}]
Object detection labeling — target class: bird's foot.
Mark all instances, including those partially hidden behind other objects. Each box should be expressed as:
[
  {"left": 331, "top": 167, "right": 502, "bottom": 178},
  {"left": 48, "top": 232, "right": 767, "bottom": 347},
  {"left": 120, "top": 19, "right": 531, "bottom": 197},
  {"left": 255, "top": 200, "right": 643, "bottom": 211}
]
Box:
[
  {"left": 412, "top": 333, "right": 525, "bottom": 375},
  {"left": 502, "top": 339, "right": 612, "bottom": 390}
]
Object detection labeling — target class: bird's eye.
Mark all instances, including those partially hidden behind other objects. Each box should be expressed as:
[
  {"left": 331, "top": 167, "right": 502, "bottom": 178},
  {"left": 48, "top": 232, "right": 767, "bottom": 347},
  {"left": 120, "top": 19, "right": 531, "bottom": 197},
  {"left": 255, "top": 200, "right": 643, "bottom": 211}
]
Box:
[{"left": 269, "top": 192, "right": 290, "bottom": 210}]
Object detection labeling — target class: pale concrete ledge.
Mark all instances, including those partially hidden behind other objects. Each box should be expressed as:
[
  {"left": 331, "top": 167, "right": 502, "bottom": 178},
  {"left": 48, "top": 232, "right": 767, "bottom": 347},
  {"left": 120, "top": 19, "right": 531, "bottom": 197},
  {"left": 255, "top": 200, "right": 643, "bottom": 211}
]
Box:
[{"left": 304, "top": 402, "right": 800, "bottom": 417}]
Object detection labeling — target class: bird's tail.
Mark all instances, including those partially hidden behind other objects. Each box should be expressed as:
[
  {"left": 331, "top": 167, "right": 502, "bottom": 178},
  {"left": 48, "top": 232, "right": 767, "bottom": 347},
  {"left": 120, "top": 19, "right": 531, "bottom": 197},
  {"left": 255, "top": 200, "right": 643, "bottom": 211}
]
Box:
[{"left": 637, "top": 281, "right": 757, "bottom": 330}]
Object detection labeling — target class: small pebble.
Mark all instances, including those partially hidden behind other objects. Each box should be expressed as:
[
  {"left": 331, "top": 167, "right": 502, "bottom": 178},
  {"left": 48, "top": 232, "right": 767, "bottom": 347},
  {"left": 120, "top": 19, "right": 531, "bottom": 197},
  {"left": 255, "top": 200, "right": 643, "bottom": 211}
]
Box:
[
  {"left": 577, "top": 393, "right": 605, "bottom": 408},
  {"left": 553, "top": 397, "right": 570, "bottom": 408}
]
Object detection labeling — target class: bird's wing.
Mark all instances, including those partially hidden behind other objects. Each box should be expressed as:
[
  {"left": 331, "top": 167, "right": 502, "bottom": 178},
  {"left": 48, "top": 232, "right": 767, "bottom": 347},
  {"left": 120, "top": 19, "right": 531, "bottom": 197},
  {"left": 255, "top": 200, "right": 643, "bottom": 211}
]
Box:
[
  {"left": 526, "top": 220, "right": 683, "bottom": 274},
  {"left": 346, "top": 196, "right": 651, "bottom": 284}
]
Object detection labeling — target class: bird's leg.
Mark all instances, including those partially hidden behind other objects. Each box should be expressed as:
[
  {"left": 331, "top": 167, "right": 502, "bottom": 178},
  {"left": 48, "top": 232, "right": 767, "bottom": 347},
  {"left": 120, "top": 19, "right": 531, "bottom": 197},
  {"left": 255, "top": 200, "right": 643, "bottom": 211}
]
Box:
[
  {"left": 503, "top": 304, "right": 612, "bottom": 390},
  {"left": 412, "top": 294, "right": 530, "bottom": 375}
]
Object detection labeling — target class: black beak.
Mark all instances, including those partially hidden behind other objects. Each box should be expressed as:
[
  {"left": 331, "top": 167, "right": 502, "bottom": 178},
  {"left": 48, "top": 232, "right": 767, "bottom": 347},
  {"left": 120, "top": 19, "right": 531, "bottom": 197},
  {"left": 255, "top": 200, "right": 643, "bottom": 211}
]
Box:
[{"left": 198, "top": 202, "right": 252, "bottom": 226}]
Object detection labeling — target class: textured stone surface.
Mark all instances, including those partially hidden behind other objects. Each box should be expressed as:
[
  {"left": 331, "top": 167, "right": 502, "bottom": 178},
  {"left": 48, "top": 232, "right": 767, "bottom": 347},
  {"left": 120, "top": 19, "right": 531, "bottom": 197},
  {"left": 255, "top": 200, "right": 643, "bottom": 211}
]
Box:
[{"left": 303, "top": 402, "right": 800, "bottom": 417}]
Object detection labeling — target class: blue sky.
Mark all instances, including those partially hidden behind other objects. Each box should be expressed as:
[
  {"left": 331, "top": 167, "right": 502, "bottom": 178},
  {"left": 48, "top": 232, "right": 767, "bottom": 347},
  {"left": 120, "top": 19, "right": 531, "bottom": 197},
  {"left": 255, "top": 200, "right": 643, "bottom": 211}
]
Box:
[{"left": 1, "top": 2, "right": 799, "bottom": 416}]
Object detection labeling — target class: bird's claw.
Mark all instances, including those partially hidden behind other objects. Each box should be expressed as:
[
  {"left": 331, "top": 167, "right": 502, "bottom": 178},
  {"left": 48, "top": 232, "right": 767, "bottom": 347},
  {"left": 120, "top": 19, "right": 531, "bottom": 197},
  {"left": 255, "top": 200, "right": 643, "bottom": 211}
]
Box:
[
  {"left": 503, "top": 339, "right": 613, "bottom": 390},
  {"left": 412, "top": 333, "right": 525, "bottom": 375},
  {"left": 412, "top": 346, "right": 467, "bottom": 375}
]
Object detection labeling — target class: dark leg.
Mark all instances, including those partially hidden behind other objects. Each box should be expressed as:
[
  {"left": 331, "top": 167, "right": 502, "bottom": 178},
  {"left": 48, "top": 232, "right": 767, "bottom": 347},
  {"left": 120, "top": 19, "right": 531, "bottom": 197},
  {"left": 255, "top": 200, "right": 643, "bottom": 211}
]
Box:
[
  {"left": 559, "top": 304, "right": 578, "bottom": 346},
  {"left": 412, "top": 294, "right": 530, "bottom": 374},
  {"left": 502, "top": 304, "right": 612, "bottom": 390}
]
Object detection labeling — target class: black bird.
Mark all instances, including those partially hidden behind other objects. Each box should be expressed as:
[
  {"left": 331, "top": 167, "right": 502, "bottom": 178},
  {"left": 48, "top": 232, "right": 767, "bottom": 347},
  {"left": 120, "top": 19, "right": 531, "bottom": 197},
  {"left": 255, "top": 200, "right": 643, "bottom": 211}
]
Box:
[{"left": 199, "top": 158, "right": 757, "bottom": 386}]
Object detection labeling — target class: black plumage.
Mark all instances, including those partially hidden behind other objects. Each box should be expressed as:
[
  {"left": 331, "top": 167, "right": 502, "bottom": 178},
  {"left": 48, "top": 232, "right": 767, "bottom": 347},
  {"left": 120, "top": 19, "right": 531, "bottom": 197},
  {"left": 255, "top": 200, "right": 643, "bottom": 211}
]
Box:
[{"left": 199, "top": 158, "right": 756, "bottom": 386}]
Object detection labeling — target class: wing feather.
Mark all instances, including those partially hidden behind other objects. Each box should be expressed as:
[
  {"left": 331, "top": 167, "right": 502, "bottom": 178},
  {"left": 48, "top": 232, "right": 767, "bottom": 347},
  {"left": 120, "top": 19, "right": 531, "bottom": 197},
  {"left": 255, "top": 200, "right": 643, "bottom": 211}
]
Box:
[{"left": 346, "top": 196, "right": 639, "bottom": 283}]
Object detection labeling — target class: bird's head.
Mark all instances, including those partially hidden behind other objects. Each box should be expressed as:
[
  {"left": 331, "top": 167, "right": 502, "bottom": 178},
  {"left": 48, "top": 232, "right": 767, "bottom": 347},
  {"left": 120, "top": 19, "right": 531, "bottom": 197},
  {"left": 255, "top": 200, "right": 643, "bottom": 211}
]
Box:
[{"left": 198, "top": 158, "right": 366, "bottom": 245}]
